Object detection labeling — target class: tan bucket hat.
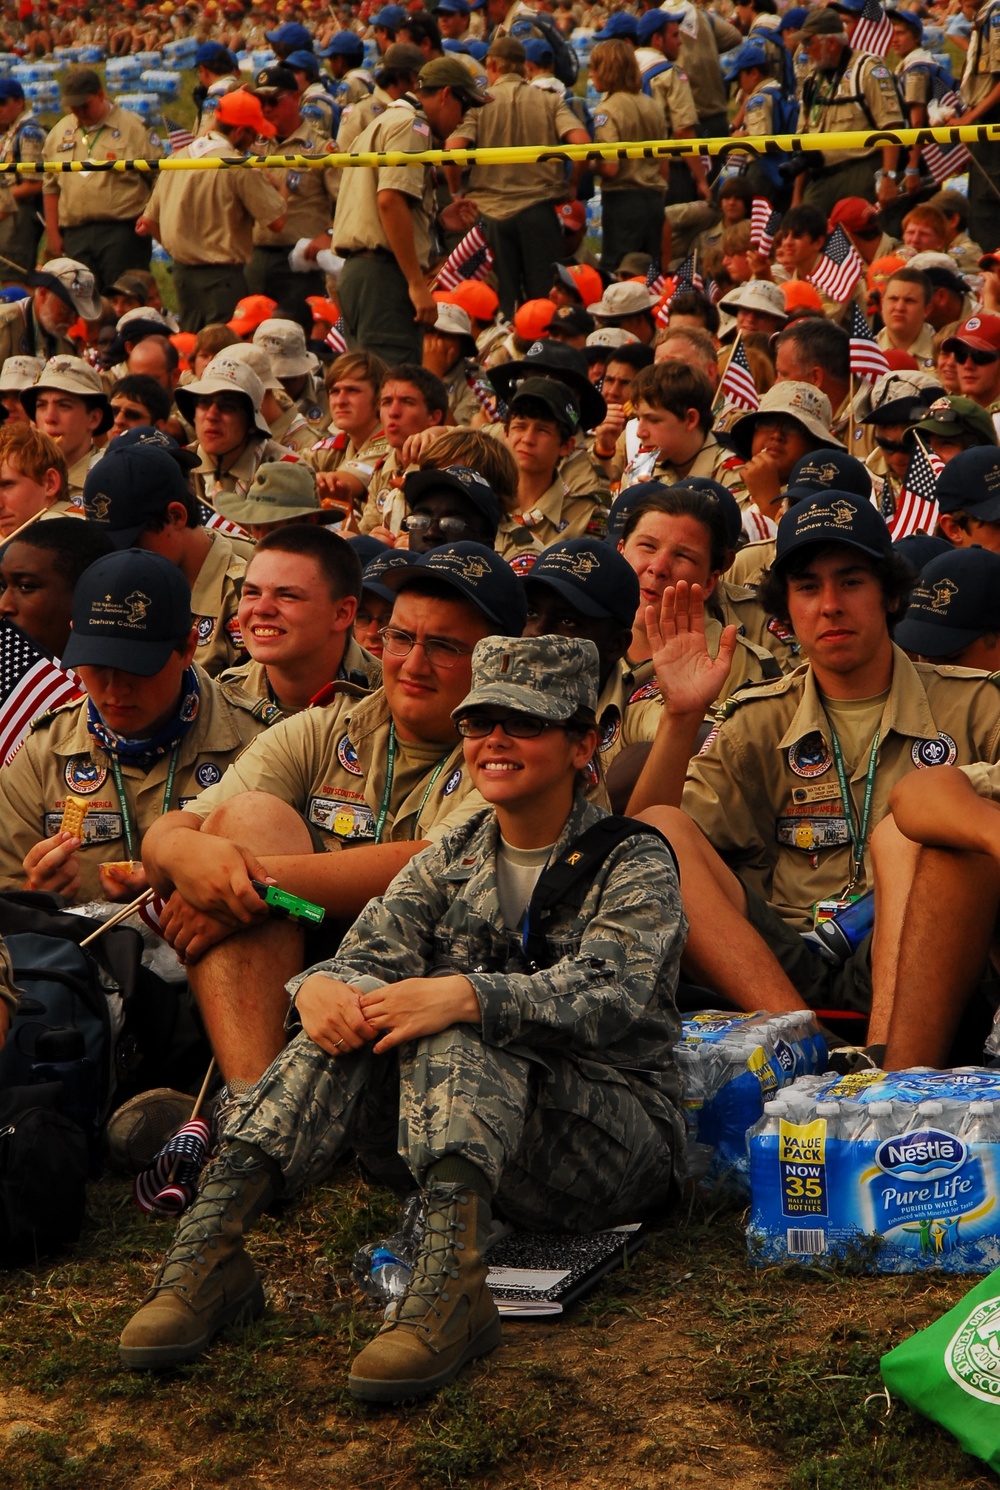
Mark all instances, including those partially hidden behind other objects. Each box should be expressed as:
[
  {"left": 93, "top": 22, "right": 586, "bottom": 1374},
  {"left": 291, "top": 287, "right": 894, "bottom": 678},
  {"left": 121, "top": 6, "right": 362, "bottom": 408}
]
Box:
[
  {"left": 174, "top": 353, "right": 272, "bottom": 437},
  {"left": 728, "top": 380, "right": 844, "bottom": 458},
  {"left": 252, "top": 318, "right": 320, "bottom": 378},
  {"left": 31, "top": 257, "right": 103, "bottom": 320},
  {"left": 20, "top": 355, "right": 113, "bottom": 433},
  {"left": 0, "top": 354, "right": 43, "bottom": 392},
  {"left": 215, "top": 460, "right": 323, "bottom": 526},
  {"left": 429, "top": 301, "right": 477, "bottom": 357},
  {"left": 225, "top": 340, "right": 284, "bottom": 394},
  {"left": 589, "top": 281, "right": 659, "bottom": 320}
]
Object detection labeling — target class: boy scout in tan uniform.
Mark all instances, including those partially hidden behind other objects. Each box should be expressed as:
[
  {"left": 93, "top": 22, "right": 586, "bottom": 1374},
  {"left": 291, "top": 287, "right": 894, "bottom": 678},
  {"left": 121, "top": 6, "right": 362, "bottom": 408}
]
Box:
[
  {"left": 42, "top": 69, "right": 162, "bottom": 288},
  {"left": 0, "top": 84, "right": 45, "bottom": 280},
  {"left": 0, "top": 552, "right": 270, "bottom": 906}
]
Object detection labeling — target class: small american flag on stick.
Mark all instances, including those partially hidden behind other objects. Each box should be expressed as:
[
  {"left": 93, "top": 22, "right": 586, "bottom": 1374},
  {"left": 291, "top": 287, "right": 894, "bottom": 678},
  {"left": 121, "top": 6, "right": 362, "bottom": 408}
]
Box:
[
  {"left": 922, "top": 74, "right": 972, "bottom": 184},
  {"left": 164, "top": 118, "right": 195, "bottom": 151},
  {"left": 325, "top": 315, "right": 348, "bottom": 354},
  {"left": 750, "top": 198, "right": 782, "bottom": 256},
  {"left": 809, "top": 224, "right": 865, "bottom": 303},
  {"left": 0, "top": 620, "right": 82, "bottom": 766},
  {"left": 719, "top": 338, "right": 759, "bottom": 412},
  {"left": 435, "top": 221, "right": 494, "bottom": 291},
  {"left": 848, "top": 301, "right": 890, "bottom": 382},
  {"left": 888, "top": 439, "right": 943, "bottom": 540},
  {"left": 851, "top": 0, "right": 893, "bottom": 57}
]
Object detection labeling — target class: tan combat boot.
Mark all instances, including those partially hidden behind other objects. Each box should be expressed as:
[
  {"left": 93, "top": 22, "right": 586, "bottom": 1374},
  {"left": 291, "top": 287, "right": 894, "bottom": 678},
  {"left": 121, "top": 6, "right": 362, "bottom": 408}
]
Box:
[
  {"left": 348, "top": 1182, "right": 502, "bottom": 1403},
  {"left": 119, "top": 1141, "right": 278, "bottom": 1369}
]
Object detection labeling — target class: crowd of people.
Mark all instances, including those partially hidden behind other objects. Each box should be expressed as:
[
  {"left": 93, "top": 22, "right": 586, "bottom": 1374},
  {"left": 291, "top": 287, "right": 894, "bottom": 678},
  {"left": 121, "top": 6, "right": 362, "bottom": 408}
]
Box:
[{"left": 2, "top": 0, "right": 1000, "bottom": 1412}]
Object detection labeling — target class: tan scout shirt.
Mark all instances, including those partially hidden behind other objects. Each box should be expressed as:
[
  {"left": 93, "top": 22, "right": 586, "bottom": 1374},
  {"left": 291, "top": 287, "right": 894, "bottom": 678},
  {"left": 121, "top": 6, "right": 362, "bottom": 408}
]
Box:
[
  {"left": 218, "top": 636, "right": 382, "bottom": 716},
  {"left": 680, "top": 9, "right": 742, "bottom": 121},
  {"left": 186, "top": 686, "right": 488, "bottom": 848},
  {"left": 592, "top": 91, "right": 668, "bottom": 194},
  {"left": 310, "top": 426, "right": 388, "bottom": 479},
  {"left": 336, "top": 85, "right": 394, "bottom": 152},
  {"left": 253, "top": 122, "right": 339, "bottom": 247},
  {"left": 0, "top": 108, "right": 45, "bottom": 224},
  {"left": 0, "top": 667, "right": 269, "bottom": 903},
  {"left": 455, "top": 74, "right": 582, "bottom": 221},
  {"left": 145, "top": 134, "right": 286, "bottom": 266},
  {"left": 444, "top": 359, "right": 486, "bottom": 427},
  {"left": 682, "top": 648, "right": 1000, "bottom": 933},
  {"left": 66, "top": 445, "right": 101, "bottom": 503},
  {"left": 512, "top": 476, "right": 607, "bottom": 547},
  {"left": 332, "top": 104, "right": 438, "bottom": 268},
  {"left": 635, "top": 51, "right": 698, "bottom": 136},
  {"left": 496, "top": 519, "right": 543, "bottom": 568},
  {"left": 42, "top": 105, "right": 161, "bottom": 226},
  {"left": 626, "top": 617, "right": 780, "bottom": 721},
  {"left": 799, "top": 52, "right": 905, "bottom": 170},
  {"left": 714, "top": 576, "right": 802, "bottom": 673},
  {"left": 962, "top": 0, "right": 1000, "bottom": 110},
  {"left": 189, "top": 531, "right": 248, "bottom": 678},
  {"left": 191, "top": 437, "right": 304, "bottom": 508},
  {"left": 876, "top": 322, "right": 937, "bottom": 369}
]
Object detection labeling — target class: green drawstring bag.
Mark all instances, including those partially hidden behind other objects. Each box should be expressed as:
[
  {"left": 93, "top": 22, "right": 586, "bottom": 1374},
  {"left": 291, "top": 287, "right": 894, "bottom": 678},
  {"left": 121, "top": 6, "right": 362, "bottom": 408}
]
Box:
[{"left": 881, "top": 1266, "right": 1000, "bottom": 1471}]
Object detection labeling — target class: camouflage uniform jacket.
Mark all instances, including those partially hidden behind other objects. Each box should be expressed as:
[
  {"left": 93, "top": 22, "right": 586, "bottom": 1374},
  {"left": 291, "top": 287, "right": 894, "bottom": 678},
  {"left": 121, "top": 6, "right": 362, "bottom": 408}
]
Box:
[{"left": 293, "top": 795, "right": 687, "bottom": 1163}]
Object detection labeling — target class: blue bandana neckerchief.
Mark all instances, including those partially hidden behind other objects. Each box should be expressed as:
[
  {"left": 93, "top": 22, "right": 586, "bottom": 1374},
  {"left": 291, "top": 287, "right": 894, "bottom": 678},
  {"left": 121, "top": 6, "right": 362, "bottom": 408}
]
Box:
[{"left": 87, "top": 667, "right": 201, "bottom": 769}]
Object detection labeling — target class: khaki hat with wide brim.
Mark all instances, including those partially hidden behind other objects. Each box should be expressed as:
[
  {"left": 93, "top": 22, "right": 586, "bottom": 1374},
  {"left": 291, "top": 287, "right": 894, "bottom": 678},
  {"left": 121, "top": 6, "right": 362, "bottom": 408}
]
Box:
[
  {"left": 252, "top": 318, "right": 321, "bottom": 378},
  {"left": 728, "top": 379, "right": 843, "bottom": 459},
  {"left": 215, "top": 459, "right": 326, "bottom": 526},
  {"left": 174, "top": 353, "right": 272, "bottom": 437},
  {"left": 20, "top": 355, "right": 113, "bottom": 434}
]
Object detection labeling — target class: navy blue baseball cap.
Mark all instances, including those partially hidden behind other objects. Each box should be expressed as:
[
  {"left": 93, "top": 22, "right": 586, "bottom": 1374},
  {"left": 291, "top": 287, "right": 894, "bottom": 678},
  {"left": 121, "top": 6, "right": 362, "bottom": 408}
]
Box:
[
  {"left": 607, "top": 477, "right": 742, "bottom": 550},
  {"left": 0, "top": 80, "right": 25, "bottom": 102},
  {"left": 779, "top": 5, "right": 808, "bottom": 28},
  {"left": 892, "top": 533, "right": 951, "bottom": 573},
  {"left": 194, "top": 42, "right": 238, "bottom": 70},
  {"left": 895, "top": 547, "right": 1000, "bottom": 656},
  {"left": 784, "top": 449, "right": 873, "bottom": 506},
  {"left": 361, "top": 549, "right": 414, "bottom": 602},
  {"left": 774, "top": 491, "right": 893, "bottom": 567},
  {"left": 350, "top": 534, "right": 390, "bottom": 569},
  {"left": 435, "top": 0, "right": 471, "bottom": 13},
  {"left": 636, "top": 7, "right": 685, "bottom": 42},
  {"left": 723, "top": 38, "right": 771, "bottom": 81},
  {"left": 371, "top": 4, "right": 407, "bottom": 29},
  {"left": 403, "top": 464, "right": 501, "bottom": 539},
  {"left": 83, "top": 445, "right": 193, "bottom": 548},
  {"left": 465, "top": 37, "right": 489, "bottom": 56},
  {"left": 320, "top": 30, "right": 366, "bottom": 57},
  {"left": 286, "top": 48, "right": 321, "bottom": 74},
  {"left": 106, "top": 424, "right": 200, "bottom": 471},
  {"left": 379, "top": 541, "right": 528, "bottom": 634},
  {"left": 62, "top": 550, "right": 194, "bottom": 677},
  {"left": 885, "top": 6, "right": 922, "bottom": 34},
  {"left": 523, "top": 537, "right": 640, "bottom": 631},
  {"left": 594, "top": 11, "right": 639, "bottom": 40},
  {"left": 936, "top": 447, "right": 1000, "bottom": 521},
  {"left": 522, "top": 36, "right": 554, "bottom": 63},
  {"left": 265, "top": 22, "right": 313, "bottom": 50}
]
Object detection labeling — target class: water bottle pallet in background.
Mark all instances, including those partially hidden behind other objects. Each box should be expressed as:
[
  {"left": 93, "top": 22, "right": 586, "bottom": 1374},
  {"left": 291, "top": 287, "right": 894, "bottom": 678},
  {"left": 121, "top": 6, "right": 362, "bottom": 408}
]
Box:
[
  {"left": 748, "top": 1070, "right": 1000, "bottom": 1274},
  {"left": 676, "top": 1010, "right": 828, "bottom": 1191},
  {"left": 140, "top": 70, "right": 181, "bottom": 99},
  {"left": 114, "top": 93, "right": 164, "bottom": 125}
]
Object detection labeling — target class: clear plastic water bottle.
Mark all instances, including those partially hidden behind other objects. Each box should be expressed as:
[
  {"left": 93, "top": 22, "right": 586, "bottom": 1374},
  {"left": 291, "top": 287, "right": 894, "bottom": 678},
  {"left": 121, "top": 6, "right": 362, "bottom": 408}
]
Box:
[{"left": 352, "top": 1193, "right": 425, "bottom": 1305}]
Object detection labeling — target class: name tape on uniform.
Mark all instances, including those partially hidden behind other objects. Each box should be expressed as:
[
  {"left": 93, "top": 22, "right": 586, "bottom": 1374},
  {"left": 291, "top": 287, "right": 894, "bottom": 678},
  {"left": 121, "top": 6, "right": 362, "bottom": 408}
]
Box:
[{"left": 0, "top": 122, "right": 997, "bottom": 173}]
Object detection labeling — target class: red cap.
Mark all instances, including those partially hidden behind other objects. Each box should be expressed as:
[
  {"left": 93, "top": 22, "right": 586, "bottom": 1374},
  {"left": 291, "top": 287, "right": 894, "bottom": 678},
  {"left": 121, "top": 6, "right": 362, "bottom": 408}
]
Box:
[
  {"left": 828, "top": 197, "right": 880, "bottom": 236},
  {"left": 882, "top": 348, "right": 920, "bottom": 371},
  {"left": 444, "top": 280, "right": 499, "bottom": 324},
  {"left": 555, "top": 201, "right": 586, "bottom": 233},
  {"left": 944, "top": 313, "right": 1000, "bottom": 355},
  {"left": 514, "top": 298, "right": 555, "bottom": 341},
  {"left": 228, "top": 294, "right": 278, "bottom": 335},
  {"left": 216, "top": 88, "right": 277, "bottom": 138}
]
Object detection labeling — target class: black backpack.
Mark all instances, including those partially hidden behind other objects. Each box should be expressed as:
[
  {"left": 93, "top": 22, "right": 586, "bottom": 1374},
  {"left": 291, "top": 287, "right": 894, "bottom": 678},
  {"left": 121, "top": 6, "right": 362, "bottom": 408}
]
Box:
[
  {"left": 0, "top": 1083, "right": 88, "bottom": 1264},
  {"left": 509, "top": 11, "right": 579, "bottom": 87}
]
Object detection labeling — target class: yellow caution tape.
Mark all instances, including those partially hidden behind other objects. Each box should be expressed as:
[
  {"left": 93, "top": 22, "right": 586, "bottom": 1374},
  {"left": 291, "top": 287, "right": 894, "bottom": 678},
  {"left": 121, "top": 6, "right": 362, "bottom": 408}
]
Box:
[{"left": 0, "top": 121, "right": 994, "bottom": 172}]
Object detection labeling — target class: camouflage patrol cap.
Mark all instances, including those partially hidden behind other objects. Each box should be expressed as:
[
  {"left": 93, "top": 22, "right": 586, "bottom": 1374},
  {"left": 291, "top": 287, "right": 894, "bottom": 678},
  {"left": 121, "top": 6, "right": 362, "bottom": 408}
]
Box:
[{"left": 454, "top": 634, "right": 600, "bottom": 724}]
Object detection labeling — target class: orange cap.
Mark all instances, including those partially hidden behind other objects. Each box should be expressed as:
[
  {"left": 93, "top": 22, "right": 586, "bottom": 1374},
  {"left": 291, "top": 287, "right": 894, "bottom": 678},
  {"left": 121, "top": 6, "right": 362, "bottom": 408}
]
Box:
[
  {"left": 867, "top": 254, "right": 906, "bottom": 287},
  {"left": 170, "top": 331, "right": 197, "bottom": 357},
  {"left": 562, "top": 263, "right": 603, "bottom": 308},
  {"left": 216, "top": 88, "right": 277, "bottom": 139},
  {"left": 444, "top": 280, "right": 499, "bottom": 324},
  {"left": 514, "top": 298, "right": 555, "bottom": 341},
  {"left": 306, "top": 296, "right": 340, "bottom": 323},
  {"left": 781, "top": 279, "right": 823, "bottom": 313},
  {"left": 228, "top": 294, "right": 279, "bottom": 335}
]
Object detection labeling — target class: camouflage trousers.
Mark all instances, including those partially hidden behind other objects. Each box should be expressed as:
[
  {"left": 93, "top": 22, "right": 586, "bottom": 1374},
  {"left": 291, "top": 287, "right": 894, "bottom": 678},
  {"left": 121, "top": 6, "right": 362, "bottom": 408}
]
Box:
[{"left": 223, "top": 1026, "right": 678, "bottom": 1231}]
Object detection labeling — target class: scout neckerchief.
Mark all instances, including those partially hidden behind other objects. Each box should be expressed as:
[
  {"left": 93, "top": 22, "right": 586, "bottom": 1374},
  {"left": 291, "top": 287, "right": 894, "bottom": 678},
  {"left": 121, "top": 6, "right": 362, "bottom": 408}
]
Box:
[
  {"left": 87, "top": 667, "right": 200, "bottom": 860},
  {"left": 825, "top": 716, "right": 880, "bottom": 897},
  {"left": 373, "top": 724, "right": 451, "bottom": 844}
]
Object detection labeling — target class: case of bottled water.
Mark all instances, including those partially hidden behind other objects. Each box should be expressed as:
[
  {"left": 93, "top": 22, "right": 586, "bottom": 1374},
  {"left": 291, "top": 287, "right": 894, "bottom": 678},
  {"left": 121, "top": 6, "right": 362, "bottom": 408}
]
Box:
[
  {"left": 0, "top": 56, "right": 13, "bottom": 79},
  {"left": 106, "top": 57, "right": 144, "bottom": 88},
  {"left": 676, "top": 1010, "right": 828, "bottom": 1188},
  {"left": 748, "top": 1069, "right": 1000, "bottom": 1273},
  {"left": 114, "top": 94, "right": 162, "bottom": 124},
  {"left": 22, "top": 81, "right": 60, "bottom": 111},
  {"left": 133, "top": 52, "right": 163, "bottom": 70},
  {"left": 78, "top": 47, "right": 106, "bottom": 64},
  {"left": 13, "top": 62, "right": 60, "bottom": 82},
  {"left": 162, "top": 38, "right": 199, "bottom": 69},
  {"left": 140, "top": 70, "right": 180, "bottom": 98}
]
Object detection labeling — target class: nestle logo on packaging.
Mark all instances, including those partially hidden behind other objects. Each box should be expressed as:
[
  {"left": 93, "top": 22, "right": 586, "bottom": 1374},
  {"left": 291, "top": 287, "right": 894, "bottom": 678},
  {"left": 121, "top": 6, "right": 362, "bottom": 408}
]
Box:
[{"left": 875, "top": 1129, "right": 967, "bottom": 1179}]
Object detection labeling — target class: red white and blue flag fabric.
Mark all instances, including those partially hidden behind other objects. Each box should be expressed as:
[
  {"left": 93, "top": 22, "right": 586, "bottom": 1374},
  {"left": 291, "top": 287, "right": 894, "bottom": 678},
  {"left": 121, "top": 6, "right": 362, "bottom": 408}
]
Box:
[
  {"left": 851, "top": 0, "right": 893, "bottom": 57},
  {"left": 889, "top": 440, "right": 944, "bottom": 540},
  {"left": 435, "top": 221, "right": 495, "bottom": 291},
  {"left": 0, "top": 620, "right": 81, "bottom": 767},
  {"left": 809, "top": 224, "right": 865, "bottom": 303},
  {"left": 848, "top": 301, "right": 891, "bottom": 382},
  {"left": 719, "top": 339, "right": 760, "bottom": 412}
]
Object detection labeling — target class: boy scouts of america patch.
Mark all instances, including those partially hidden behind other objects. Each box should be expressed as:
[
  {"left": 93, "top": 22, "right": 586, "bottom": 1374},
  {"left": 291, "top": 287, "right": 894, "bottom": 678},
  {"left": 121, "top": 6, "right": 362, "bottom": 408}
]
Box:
[
  {"left": 628, "top": 680, "right": 659, "bottom": 704},
  {"left": 509, "top": 552, "right": 536, "bottom": 576},
  {"left": 788, "top": 732, "right": 833, "bottom": 778},
  {"left": 225, "top": 617, "right": 244, "bottom": 648},
  {"left": 65, "top": 757, "right": 107, "bottom": 793},
  {"left": 197, "top": 616, "right": 214, "bottom": 643},
  {"left": 443, "top": 768, "right": 462, "bottom": 796},
  {"left": 599, "top": 714, "right": 621, "bottom": 752},
  {"left": 767, "top": 616, "right": 798, "bottom": 647},
  {"left": 196, "top": 762, "right": 222, "bottom": 787},
  {"left": 911, "top": 732, "right": 957, "bottom": 768},
  {"left": 337, "top": 734, "right": 363, "bottom": 774}
]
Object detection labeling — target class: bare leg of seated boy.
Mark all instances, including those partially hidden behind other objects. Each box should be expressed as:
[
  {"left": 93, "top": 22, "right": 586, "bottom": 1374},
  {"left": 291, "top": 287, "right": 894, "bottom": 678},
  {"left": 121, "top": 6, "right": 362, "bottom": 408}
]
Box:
[{"left": 866, "top": 815, "right": 921, "bottom": 1051}]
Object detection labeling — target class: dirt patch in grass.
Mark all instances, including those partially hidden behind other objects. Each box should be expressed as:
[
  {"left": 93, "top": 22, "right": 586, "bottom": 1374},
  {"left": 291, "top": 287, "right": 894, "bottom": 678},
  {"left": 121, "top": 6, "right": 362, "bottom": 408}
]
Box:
[{"left": 0, "top": 1168, "right": 993, "bottom": 1490}]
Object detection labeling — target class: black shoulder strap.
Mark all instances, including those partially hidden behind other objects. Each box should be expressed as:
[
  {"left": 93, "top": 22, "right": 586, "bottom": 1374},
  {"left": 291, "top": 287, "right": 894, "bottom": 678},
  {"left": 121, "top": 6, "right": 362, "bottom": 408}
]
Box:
[{"left": 522, "top": 815, "right": 675, "bottom": 971}]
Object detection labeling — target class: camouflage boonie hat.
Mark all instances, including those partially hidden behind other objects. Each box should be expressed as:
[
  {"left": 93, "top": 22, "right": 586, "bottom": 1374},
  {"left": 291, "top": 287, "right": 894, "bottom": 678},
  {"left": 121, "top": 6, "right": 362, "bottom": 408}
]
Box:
[{"left": 454, "top": 634, "right": 600, "bottom": 724}]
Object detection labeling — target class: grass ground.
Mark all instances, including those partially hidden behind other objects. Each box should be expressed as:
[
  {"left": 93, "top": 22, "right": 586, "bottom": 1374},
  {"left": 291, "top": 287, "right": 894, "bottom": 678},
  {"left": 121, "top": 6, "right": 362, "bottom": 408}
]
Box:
[{"left": 0, "top": 1162, "right": 995, "bottom": 1490}]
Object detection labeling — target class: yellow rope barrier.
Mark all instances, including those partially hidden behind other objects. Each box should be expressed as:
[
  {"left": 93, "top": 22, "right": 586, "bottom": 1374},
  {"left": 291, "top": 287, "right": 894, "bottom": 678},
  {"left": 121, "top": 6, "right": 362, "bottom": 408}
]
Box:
[{"left": 0, "top": 121, "right": 994, "bottom": 172}]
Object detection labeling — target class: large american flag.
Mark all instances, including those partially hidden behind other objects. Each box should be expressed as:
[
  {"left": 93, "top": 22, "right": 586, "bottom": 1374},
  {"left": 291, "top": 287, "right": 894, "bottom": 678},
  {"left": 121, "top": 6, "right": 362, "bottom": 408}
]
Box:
[
  {"left": 0, "top": 620, "right": 82, "bottom": 767},
  {"left": 719, "top": 338, "right": 760, "bottom": 412},
  {"left": 809, "top": 224, "right": 865, "bottom": 303},
  {"left": 435, "top": 221, "right": 494, "bottom": 291},
  {"left": 851, "top": 0, "right": 893, "bottom": 57},
  {"left": 750, "top": 197, "right": 783, "bottom": 256},
  {"left": 848, "top": 300, "right": 890, "bottom": 382},
  {"left": 889, "top": 439, "right": 944, "bottom": 540},
  {"left": 923, "top": 74, "right": 972, "bottom": 184}
]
